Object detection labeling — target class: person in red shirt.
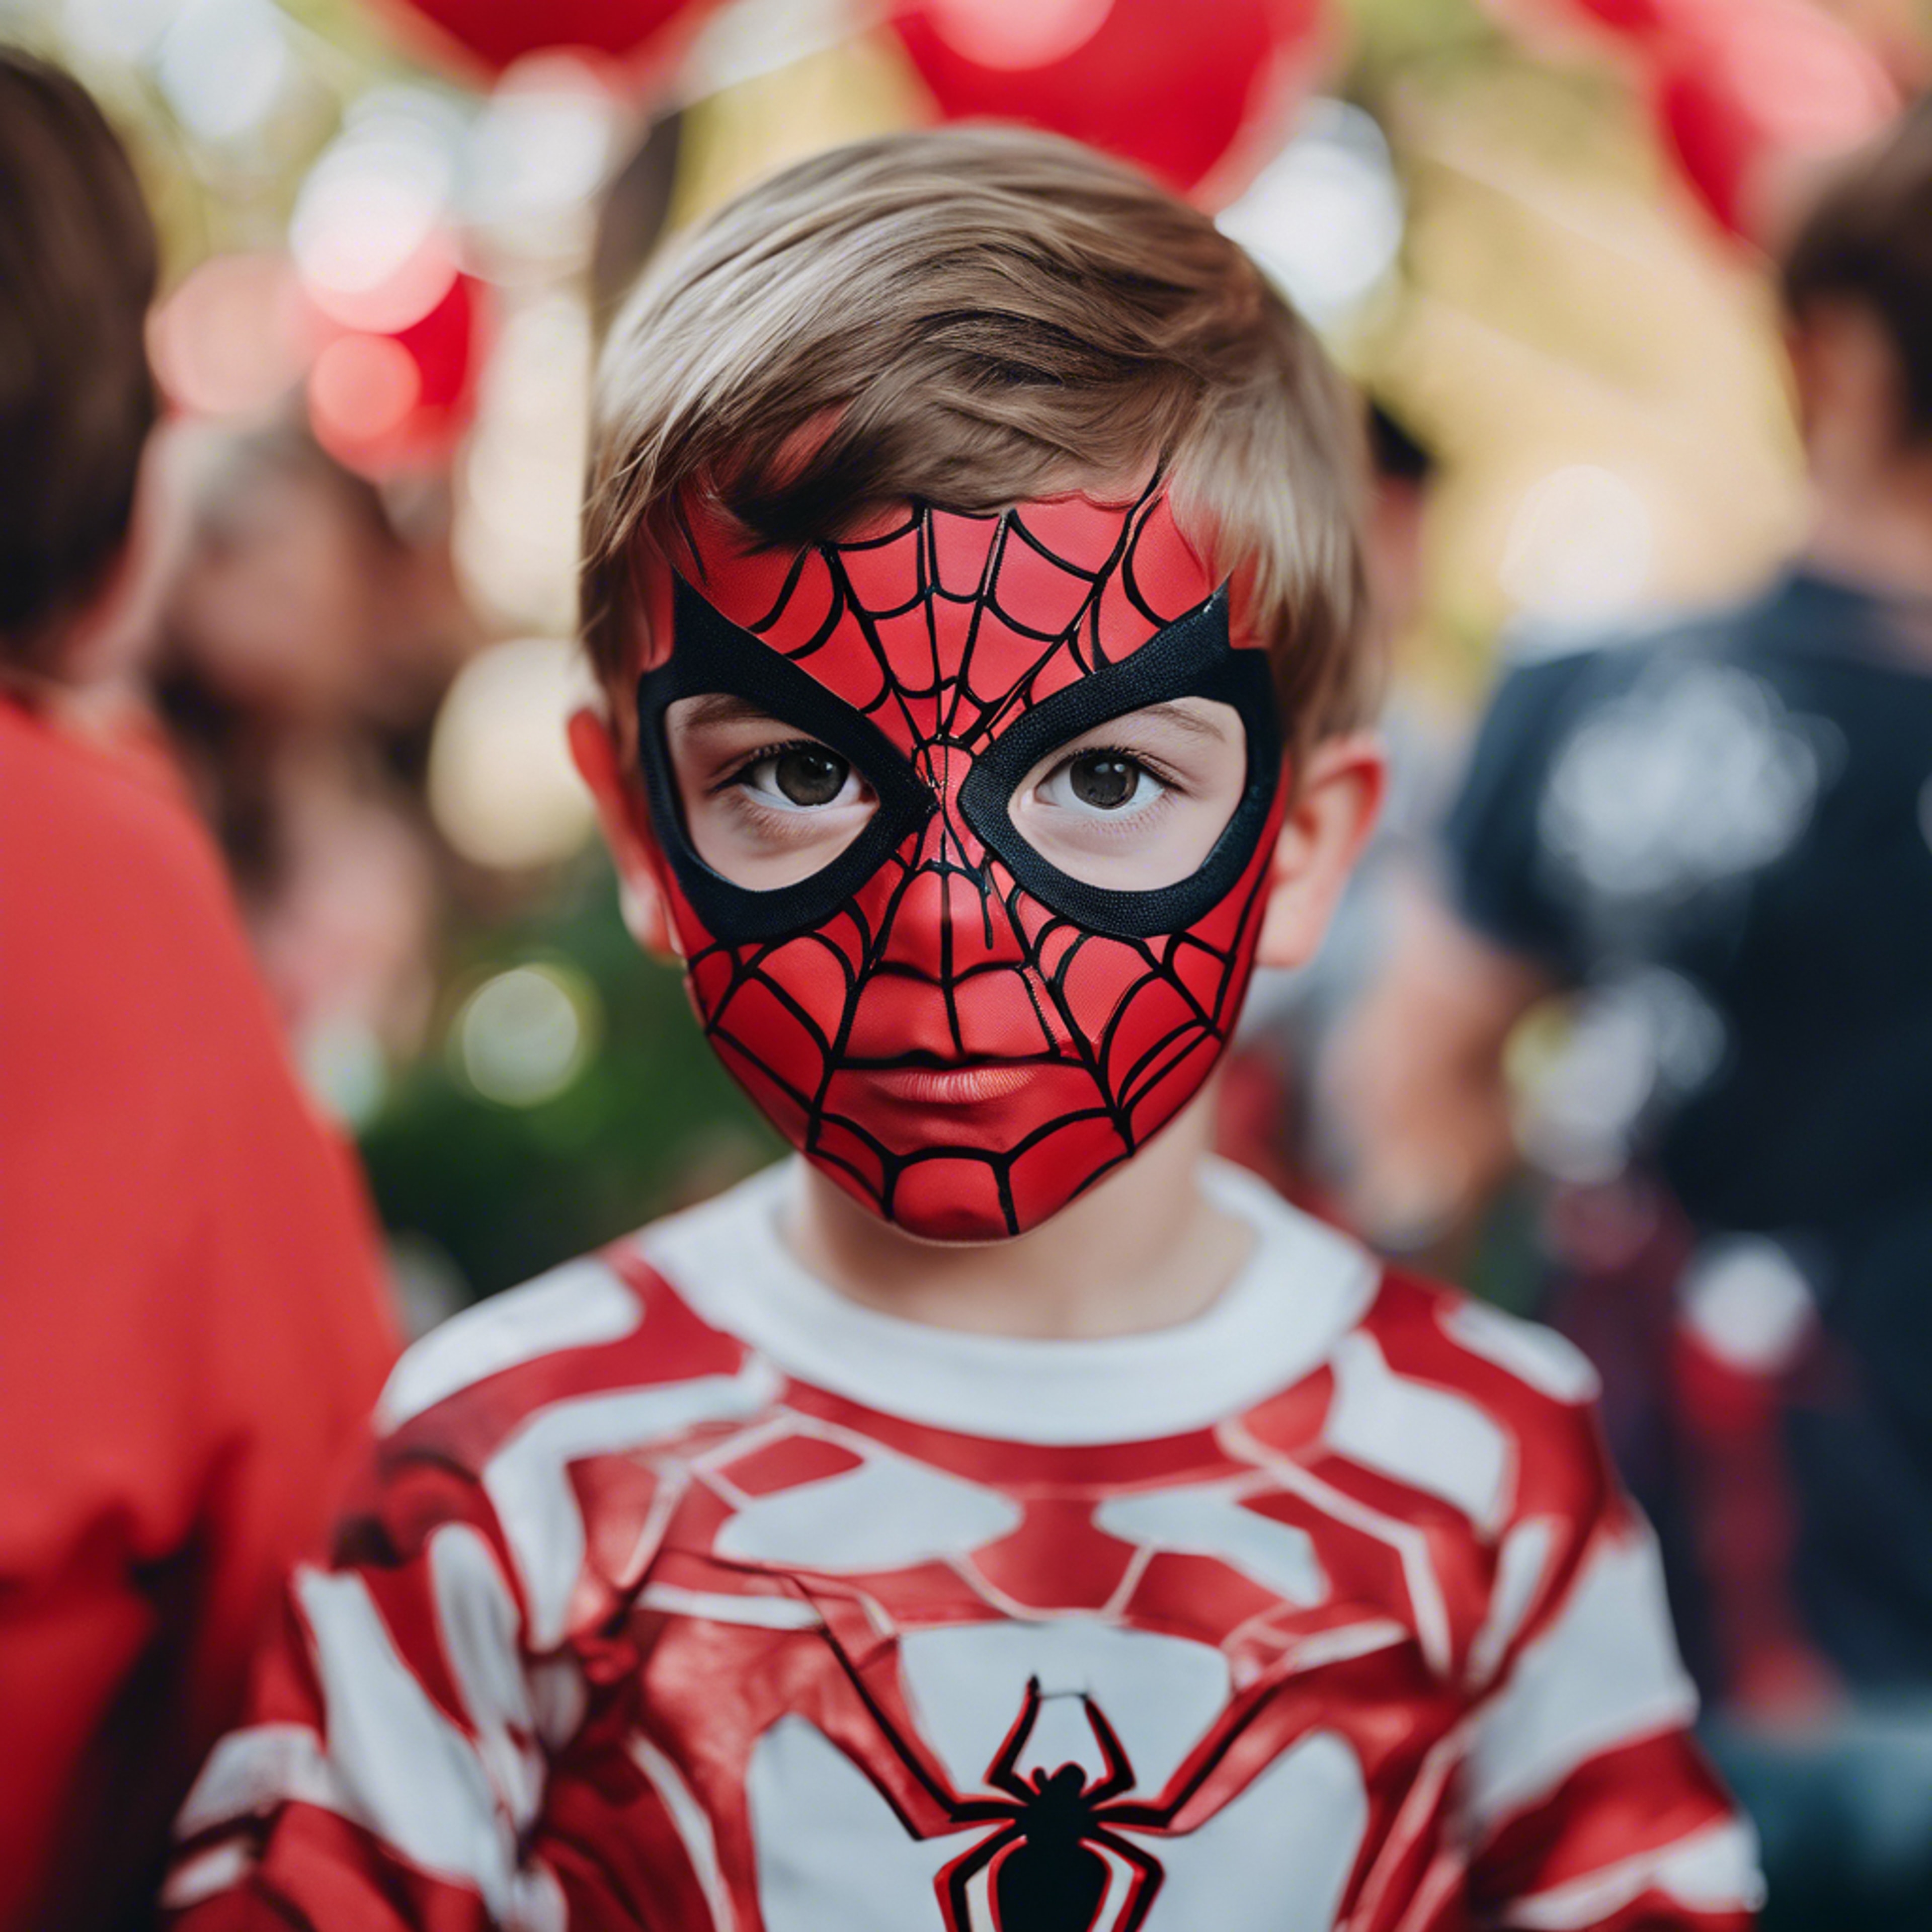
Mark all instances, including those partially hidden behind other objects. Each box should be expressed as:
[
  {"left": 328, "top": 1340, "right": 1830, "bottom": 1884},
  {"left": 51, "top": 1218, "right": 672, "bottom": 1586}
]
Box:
[{"left": 0, "top": 51, "right": 398, "bottom": 1931}]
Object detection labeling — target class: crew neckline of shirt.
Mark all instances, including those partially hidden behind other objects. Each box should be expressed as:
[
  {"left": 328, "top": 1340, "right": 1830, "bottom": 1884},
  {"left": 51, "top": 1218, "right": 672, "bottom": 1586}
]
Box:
[
  {"left": 1767, "top": 566, "right": 1932, "bottom": 673},
  {"left": 635, "top": 1156, "right": 1380, "bottom": 1444}
]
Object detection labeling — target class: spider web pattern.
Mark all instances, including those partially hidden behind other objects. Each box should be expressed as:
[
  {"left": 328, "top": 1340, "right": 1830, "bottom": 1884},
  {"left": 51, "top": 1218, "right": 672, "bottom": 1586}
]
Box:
[{"left": 660, "top": 486, "right": 1284, "bottom": 1240}]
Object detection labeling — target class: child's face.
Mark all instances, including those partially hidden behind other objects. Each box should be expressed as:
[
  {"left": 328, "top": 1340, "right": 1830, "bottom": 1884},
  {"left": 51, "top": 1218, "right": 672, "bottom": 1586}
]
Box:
[{"left": 622, "top": 486, "right": 1289, "bottom": 1243}]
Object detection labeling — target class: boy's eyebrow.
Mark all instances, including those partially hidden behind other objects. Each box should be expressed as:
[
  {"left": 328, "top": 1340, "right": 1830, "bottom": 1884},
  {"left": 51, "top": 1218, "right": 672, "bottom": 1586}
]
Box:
[
  {"left": 1114, "top": 699, "right": 1231, "bottom": 741},
  {"left": 672, "top": 692, "right": 786, "bottom": 731}
]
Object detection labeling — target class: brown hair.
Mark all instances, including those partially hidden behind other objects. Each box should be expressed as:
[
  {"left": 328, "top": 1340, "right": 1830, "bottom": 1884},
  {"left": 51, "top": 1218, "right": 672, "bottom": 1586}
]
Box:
[
  {"left": 0, "top": 49, "right": 158, "bottom": 673},
  {"left": 1782, "top": 96, "right": 1932, "bottom": 445},
  {"left": 583, "top": 126, "right": 1369, "bottom": 759}
]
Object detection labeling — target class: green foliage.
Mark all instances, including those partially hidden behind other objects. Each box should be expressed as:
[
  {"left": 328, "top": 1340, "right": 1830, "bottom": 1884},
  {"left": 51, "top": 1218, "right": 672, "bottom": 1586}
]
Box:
[{"left": 358, "top": 857, "right": 781, "bottom": 1302}]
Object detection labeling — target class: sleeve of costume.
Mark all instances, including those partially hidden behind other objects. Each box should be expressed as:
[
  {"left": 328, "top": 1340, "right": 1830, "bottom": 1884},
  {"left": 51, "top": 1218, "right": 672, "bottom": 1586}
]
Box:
[
  {"left": 163, "top": 1451, "right": 568, "bottom": 1932},
  {"left": 1440, "top": 651, "right": 1596, "bottom": 983},
  {"left": 1458, "top": 1415, "right": 1762, "bottom": 1930}
]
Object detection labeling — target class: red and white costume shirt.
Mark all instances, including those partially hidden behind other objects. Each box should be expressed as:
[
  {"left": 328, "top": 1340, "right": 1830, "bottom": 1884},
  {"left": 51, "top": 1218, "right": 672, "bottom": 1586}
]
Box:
[{"left": 167, "top": 1160, "right": 1758, "bottom": 1931}]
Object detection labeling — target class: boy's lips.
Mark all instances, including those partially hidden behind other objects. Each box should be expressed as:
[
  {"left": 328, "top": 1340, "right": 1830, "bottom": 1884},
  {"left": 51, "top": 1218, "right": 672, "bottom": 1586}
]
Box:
[{"left": 862, "top": 1062, "right": 1040, "bottom": 1106}]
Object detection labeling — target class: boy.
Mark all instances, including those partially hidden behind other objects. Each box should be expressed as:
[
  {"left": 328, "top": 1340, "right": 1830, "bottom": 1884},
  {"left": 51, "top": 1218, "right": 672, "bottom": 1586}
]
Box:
[
  {"left": 0, "top": 51, "right": 396, "bottom": 1932},
  {"left": 167, "top": 129, "right": 1757, "bottom": 1930}
]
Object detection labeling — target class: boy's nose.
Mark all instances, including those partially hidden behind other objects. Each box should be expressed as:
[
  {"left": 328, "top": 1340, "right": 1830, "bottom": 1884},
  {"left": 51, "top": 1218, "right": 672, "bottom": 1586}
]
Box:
[
  {"left": 875, "top": 806, "right": 1028, "bottom": 976},
  {"left": 849, "top": 905, "right": 1057, "bottom": 1065},
  {"left": 845, "top": 796, "right": 1058, "bottom": 1062}
]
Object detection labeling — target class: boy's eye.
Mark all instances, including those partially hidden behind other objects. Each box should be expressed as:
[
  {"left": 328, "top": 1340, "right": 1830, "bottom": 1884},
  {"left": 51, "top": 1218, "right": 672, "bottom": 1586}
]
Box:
[
  {"left": 1069, "top": 752, "right": 1139, "bottom": 811},
  {"left": 740, "top": 746, "right": 859, "bottom": 809},
  {"left": 1039, "top": 751, "right": 1167, "bottom": 815}
]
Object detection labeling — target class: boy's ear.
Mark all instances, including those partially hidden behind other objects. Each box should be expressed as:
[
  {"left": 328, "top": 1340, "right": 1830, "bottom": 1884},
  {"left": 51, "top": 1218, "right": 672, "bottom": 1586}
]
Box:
[
  {"left": 567, "top": 706, "right": 681, "bottom": 960},
  {"left": 1254, "top": 732, "right": 1387, "bottom": 972}
]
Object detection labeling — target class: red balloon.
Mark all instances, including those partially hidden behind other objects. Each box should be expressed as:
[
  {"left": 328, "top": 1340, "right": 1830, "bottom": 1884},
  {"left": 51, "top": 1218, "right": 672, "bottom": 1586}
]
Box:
[
  {"left": 395, "top": 269, "right": 482, "bottom": 416},
  {"left": 371, "top": 0, "right": 723, "bottom": 81},
  {"left": 1556, "top": 0, "right": 1673, "bottom": 36},
  {"left": 308, "top": 271, "right": 487, "bottom": 476},
  {"left": 890, "top": 0, "right": 1328, "bottom": 206},
  {"left": 1515, "top": 0, "right": 1897, "bottom": 236},
  {"left": 1645, "top": 0, "right": 1896, "bottom": 232}
]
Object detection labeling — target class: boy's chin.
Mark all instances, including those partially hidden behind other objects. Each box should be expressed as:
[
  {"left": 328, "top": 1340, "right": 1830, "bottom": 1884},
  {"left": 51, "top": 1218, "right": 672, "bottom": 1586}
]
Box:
[{"left": 804, "top": 1119, "right": 1137, "bottom": 1244}]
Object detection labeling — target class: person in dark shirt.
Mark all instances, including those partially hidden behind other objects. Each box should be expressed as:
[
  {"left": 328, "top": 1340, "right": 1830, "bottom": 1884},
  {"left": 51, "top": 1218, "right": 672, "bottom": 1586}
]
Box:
[{"left": 1337, "top": 97, "right": 1932, "bottom": 1929}]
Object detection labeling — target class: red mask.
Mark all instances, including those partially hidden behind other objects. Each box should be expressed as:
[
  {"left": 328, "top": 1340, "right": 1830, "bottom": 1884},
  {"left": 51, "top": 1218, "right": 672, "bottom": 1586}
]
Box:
[{"left": 633, "top": 487, "right": 1285, "bottom": 1242}]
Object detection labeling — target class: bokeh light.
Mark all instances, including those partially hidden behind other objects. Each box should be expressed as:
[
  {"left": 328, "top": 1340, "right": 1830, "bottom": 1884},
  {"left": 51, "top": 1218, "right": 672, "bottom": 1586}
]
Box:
[
  {"left": 463, "top": 53, "right": 620, "bottom": 265},
  {"left": 1679, "top": 1234, "right": 1817, "bottom": 1375},
  {"left": 451, "top": 962, "right": 599, "bottom": 1107},
  {"left": 289, "top": 87, "right": 466, "bottom": 334},
  {"left": 1499, "top": 464, "right": 1659, "bottom": 621},
  {"left": 426, "top": 636, "right": 596, "bottom": 869},
  {"left": 149, "top": 254, "right": 310, "bottom": 418},
  {"left": 308, "top": 333, "right": 421, "bottom": 451},
  {"left": 1217, "top": 99, "right": 1404, "bottom": 329},
  {"left": 453, "top": 292, "right": 591, "bottom": 631},
  {"left": 153, "top": 0, "right": 291, "bottom": 144},
  {"left": 915, "top": 0, "right": 1117, "bottom": 68},
  {"left": 296, "top": 1012, "right": 391, "bottom": 1131},
  {"left": 61, "top": 0, "right": 176, "bottom": 64}
]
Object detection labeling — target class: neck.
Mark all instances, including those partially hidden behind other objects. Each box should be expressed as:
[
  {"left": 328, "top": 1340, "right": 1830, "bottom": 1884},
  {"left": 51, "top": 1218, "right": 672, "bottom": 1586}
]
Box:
[
  {"left": 781, "top": 1087, "right": 1253, "bottom": 1341},
  {"left": 1804, "top": 460, "right": 1932, "bottom": 608}
]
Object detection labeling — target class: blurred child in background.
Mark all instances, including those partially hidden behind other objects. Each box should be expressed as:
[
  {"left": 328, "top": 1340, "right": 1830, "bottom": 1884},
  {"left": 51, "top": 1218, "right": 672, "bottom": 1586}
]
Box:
[{"left": 157, "top": 427, "right": 470, "bottom": 1119}]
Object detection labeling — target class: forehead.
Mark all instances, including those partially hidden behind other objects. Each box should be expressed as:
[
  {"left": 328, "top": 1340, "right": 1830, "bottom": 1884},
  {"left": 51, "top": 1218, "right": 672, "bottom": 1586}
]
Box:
[{"left": 654, "top": 490, "right": 1222, "bottom": 759}]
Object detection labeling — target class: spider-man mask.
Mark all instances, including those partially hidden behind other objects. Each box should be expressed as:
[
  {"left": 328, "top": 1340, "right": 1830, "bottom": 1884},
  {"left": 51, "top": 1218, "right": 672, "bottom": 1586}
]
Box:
[{"left": 632, "top": 487, "right": 1285, "bottom": 1242}]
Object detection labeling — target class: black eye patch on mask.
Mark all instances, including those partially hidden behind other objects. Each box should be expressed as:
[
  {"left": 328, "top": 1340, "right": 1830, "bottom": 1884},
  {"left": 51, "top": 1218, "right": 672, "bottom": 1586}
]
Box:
[
  {"left": 635, "top": 576, "right": 936, "bottom": 944},
  {"left": 954, "top": 588, "right": 1281, "bottom": 940},
  {"left": 636, "top": 575, "right": 1282, "bottom": 947}
]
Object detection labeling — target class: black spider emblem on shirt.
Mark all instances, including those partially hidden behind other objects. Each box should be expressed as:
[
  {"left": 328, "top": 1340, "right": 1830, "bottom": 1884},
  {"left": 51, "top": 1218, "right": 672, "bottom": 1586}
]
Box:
[{"left": 889, "top": 1676, "right": 1180, "bottom": 1932}]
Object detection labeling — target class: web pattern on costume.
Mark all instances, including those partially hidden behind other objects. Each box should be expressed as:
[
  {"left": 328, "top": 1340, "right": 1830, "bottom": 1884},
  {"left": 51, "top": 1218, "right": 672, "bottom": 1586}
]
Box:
[{"left": 659, "top": 486, "right": 1281, "bottom": 1237}]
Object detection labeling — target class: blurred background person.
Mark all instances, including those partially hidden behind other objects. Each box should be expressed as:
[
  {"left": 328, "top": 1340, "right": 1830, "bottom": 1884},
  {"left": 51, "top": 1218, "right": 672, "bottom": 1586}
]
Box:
[
  {"left": 0, "top": 52, "right": 397, "bottom": 1932},
  {"left": 1335, "top": 99, "right": 1932, "bottom": 1929},
  {"left": 156, "top": 427, "right": 468, "bottom": 1174}
]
